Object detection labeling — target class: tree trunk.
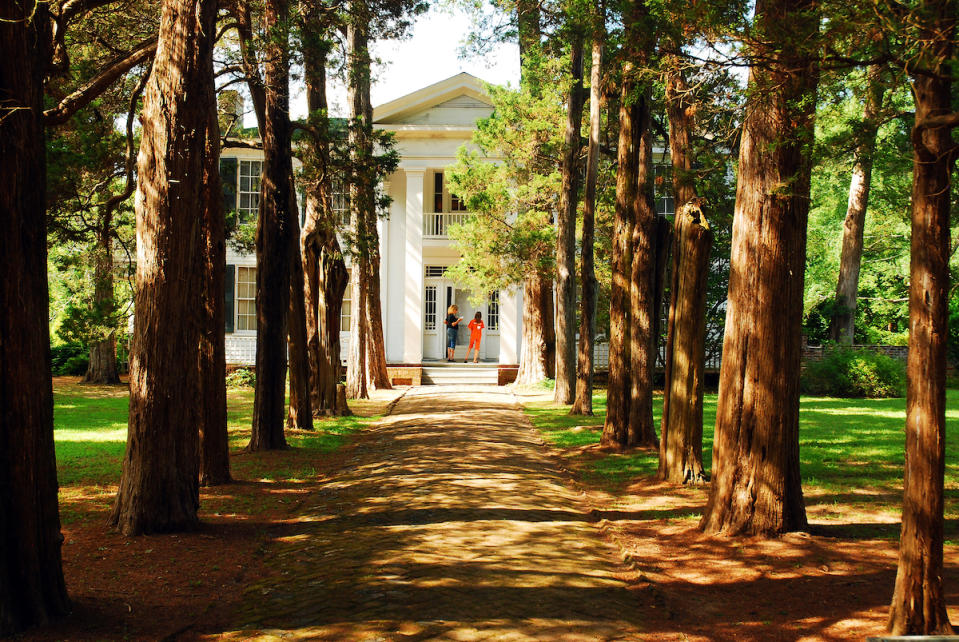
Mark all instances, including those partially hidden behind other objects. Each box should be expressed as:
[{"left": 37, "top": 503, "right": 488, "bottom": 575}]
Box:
[
  {"left": 85, "top": 230, "right": 120, "bottom": 384},
  {"left": 515, "top": 276, "right": 552, "bottom": 385},
  {"left": 345, "top": 0, "right": 372, "bottom": 400},
  {"left": 300, "top": 29, "right": 340, "bottom": 415},
  {"left": 249, "top": 0, "right": 294, "bottom": 451},
  {"left": 112, "top": 0, "right": 220, "bottom": 534},
  {"left": 627, "top": 105, "right": 659, "bottom": 448},
  {"left": 344, "top": 1, "right": 390, "bottom": 394},
  {"left": 571, "top": 30, "right": 603, "bottom": 417},
  {"left": 699, "top": 0, "right": 817, "bottom": 536},
  {"left": 287, "top": 172, "right": 313, "bottom": 432},
  {"left": 659, "top": 205, "right": 711, "bottom": 483},
  {"left": 828, "top": 63, "right": 885, "bottom": 345},
  {"left": 659, "top": 60, "right": 709, "bottom": 485},
  {"left": 554, "top": 31, "right": 585, "bottom": 405},
  {"left": 888, "top": 2, "right": 954, "bottom": 632},
  {"left": 322, "top": 238, "right": 351, "bottom": 415},
  {"left": 198, "top": 96, "right": 231, "bottom": 487},
  {"left": 600, "top": 72, "right": 640, "bottom": 449},
  {"left": 0, "top": 2, "right": 71, "bottom": 632},
  {"left": 365, "top": 231, "right": 392, "bottom": 390}
]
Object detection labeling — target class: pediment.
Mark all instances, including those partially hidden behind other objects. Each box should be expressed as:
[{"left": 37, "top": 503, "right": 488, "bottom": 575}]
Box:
[{"left": 373, "top": 73, "right": 494, "bottom": 127}]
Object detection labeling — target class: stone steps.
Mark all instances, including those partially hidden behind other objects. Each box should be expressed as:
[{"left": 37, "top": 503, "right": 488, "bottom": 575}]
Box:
[{"left": 421, "top": 365, "right": 499, "bottom": 385}]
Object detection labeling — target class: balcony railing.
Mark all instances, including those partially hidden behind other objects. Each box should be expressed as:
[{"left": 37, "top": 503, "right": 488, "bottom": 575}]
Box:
[{"left": 424, "top": 211, "right": 470, "bottom": 238}]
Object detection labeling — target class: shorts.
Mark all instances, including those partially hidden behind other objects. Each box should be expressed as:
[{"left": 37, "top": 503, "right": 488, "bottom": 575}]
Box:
[
  {"left": 468, "top": 335, "right": 481, "bottom": 350},
  {"left": 446, "top": 327, "right": 458, "bottom": 350}
]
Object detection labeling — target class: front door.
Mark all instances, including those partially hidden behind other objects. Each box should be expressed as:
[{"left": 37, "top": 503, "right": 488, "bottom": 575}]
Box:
[{"left": 453, "top": 288, "right": 484, "bottom": 361}]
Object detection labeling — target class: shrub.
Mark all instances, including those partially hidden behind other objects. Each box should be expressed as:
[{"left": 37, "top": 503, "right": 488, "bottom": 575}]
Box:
[
  {"left": 801, "top": 346, "right": 905, "bottom": 398},
  {"left": 50, "top": 343, "right": 89, "bottom": 376},
  {"left": 225, "top": 367, "right": 255, "bottom": 388}
]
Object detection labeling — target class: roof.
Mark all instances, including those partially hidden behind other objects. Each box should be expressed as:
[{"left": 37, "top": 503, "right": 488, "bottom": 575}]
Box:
[{"left": 372, "top": 72, "right": 493, "bottom": 125}]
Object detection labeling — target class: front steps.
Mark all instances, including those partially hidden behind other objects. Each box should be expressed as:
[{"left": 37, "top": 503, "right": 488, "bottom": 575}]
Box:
[{"left": 421, "top": 361, "right": 499, "bottom": 385}]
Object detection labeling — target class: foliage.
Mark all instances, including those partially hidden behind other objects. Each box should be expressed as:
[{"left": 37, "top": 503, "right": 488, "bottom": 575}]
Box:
[
  {"left": 800, "top": 346, "right": 906, "bottom": 398},
  {"left": 445, "top": 58, "right": 568, "bottom": 298},
  {"left": 950, "top": 294, "right": 959, "bottom": 368},
  {"left": 50, "top": 343, "right": 91, "bottom": 376},
  {"left": 225, "top": 367, "right": 257, "bottom": 388},
  {"left": 804, "top": 68, "right": 915, "bottom": 345}
]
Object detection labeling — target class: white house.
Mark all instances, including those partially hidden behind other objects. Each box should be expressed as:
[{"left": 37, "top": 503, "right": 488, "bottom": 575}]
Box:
[{"left": 219, "top": 73, "right": 524, "bottom": 384}]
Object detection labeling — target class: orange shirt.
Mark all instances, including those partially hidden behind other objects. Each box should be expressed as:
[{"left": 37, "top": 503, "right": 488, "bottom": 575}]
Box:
[{"left": 468, "top": 318, "right": 485, "bottom": 338}]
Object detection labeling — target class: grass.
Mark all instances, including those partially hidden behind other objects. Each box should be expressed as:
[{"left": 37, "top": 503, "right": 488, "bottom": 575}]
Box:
[
  {"left": 53, "top": 379, "right": 388, "bottom": 522},
  {"left": 524, "top": 387, "right": 959, "bottom": 534}
]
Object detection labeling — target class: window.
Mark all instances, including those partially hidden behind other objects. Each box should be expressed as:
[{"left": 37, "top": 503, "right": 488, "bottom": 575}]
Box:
[
  {"left": 654, "top": 164, "right": 674, "bottom": 217},
  {"left": 433, "top": 172, "right": 444, "bottom": 213},
  {"left": 425, "top": 265, "right": 448, "bottom": 278},
  {"left": 487, "top": 291, "right": 499, "bottom": 331},
  {"left": 238, "top": 160, "right": 263, "bottom": 222},
  {"left": 332, "top": 179, "right": 350, "bottom": 225},
  {"left": 236, "top": 267, "right": 256, "bottom": 331},
  {"left": 450, "top": 190, "right": 466, "bottom": 212},
  {"left": 425, "top": 285, "right": 437, "bottom": 331},
  {"left": 341, "top": 276, "right": 352, "bottom": 332}
]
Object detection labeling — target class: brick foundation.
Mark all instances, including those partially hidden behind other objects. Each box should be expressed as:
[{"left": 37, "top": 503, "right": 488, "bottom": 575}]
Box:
[{"left": 387, "top": 365, "right": 422, "bottom": 386}]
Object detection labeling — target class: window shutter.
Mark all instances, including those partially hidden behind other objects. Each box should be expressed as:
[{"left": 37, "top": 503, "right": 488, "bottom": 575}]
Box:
[
  {"left": 220, "top": 157, "right": 238, "bottom": 230},
  {"left": 224, "top": 264, "right": 235, "bottom": 333},
  {"left": 433, "top": 171, "right": 443, "bottom": 213}
]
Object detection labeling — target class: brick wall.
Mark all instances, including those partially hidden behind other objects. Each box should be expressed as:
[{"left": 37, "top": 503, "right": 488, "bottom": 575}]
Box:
[{"left": 387, "top": 365, "right": 422, "bottom": 386}]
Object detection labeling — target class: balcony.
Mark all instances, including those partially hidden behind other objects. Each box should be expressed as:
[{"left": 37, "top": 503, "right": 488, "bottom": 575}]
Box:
[{"left": 423, "top": 211, "right": 470, "bottom": 238}]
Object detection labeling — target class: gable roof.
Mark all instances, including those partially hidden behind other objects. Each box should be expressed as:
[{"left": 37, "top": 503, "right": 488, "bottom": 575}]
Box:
[{"left": 372, "top": 72, "right": 493, "bottom": 124}]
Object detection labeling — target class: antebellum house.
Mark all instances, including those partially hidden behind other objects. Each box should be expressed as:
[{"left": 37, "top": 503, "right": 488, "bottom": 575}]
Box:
[{"left": 219, "top": 73, "right": 524, "bottom": 384}]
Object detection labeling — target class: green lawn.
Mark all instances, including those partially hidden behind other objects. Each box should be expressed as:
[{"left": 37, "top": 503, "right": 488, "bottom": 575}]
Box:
[
  {"left": 524, "top": 388, "right": 959, "bottom": 534},
  {"left": 53, "top": 381, "right": 386, "bottom": 518}
]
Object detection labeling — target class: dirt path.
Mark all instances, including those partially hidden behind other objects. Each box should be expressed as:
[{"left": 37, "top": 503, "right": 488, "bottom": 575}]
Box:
[{"left": 208, "top": 386, "right": 645, "bottom": 640}]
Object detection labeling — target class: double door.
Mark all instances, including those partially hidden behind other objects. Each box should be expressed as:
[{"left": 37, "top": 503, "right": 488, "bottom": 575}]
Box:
[{"left": 424, "top": 280, "right": 486, "bottom": 361}]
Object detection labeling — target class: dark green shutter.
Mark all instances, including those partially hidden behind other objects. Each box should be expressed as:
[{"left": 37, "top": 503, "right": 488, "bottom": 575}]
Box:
[
  {"left": 224, "top": 264, "right": 235, "bottom": 333},
  {"left": 220, "top": 157, "right": 238, "bottom": 231}
]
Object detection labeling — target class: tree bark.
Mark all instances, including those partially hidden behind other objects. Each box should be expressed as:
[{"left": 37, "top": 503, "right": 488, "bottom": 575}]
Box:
[
  {"left": 299, "top": 28, "right": 343, "bottom": 415},
  {"left": 345, "top": 0, "right": 372, "bottom": 399},
  {"left": 659, "top": 60, "right": 710, "bottom": 484},
  {"left": 287, "top": 171, "right": 313, "bottom": 432},
  {"left": 600, "top": 70, "right": 640, "bottom": 449},
  {"left": 322, "top": 238, "right": 351, "bottom": 415},
  {"left": 365, "top": 225, "right": 392, "bottom": 390},
  {"left": 570, "top": 30, "right": 603, "bottom": 417},
  {"left": 627, "top": 105, "right": 659, "bottom": 448},
  {"left": 659, "top": 205, "right": 711, "bottom": 483},
  {"left": 828, "top": 63, "right": 885, "bottom": 345},
  {"left": 249, "top": 0, "right": 294, "bottom": 451},
  {"left": 554, "top": 31, "right": 585, "bottom": 405},
  {"left": 85, "top": 229, "right": 120, "bottom": 384},
  {"left": 198, "top": 92, "right": 231, "bottom": 487},
  {"left": 0, "top": 2, "right": 71, "bottom": 633},
  {"left": 112, "top": 0, "right": 220, "bottom": 534},
  {"left": 344, "top": 0, "right": 391, "bottom": 395},
  {"left": 888, "top": 1, "right": 954, "bottom": 632},
  {"left": 515, "top": 276, "right": 552, "bottom": 385},
  {"left": 699, "top": 0, "right": 817, "bottom": 536}
]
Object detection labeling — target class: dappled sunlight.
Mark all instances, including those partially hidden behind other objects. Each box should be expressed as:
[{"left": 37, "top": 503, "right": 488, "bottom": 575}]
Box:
[{"left": 54, "top": 428, "right": 126, "bottom": 443}]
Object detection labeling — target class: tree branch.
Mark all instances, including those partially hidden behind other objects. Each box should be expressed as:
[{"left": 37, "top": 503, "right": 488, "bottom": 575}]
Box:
[{"left": 44, "top": 37, "right": 157, "bottom": 126}]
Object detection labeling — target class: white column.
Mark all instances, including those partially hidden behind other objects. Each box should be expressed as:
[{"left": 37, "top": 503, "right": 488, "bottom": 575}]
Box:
[
  {"left": 379, "top": 180, "right": 391, "bottom": 359},
  {"left": 500, "top": 287, "right": 521, "bottom": 364},
  {"left": 403, "top": 169, "right": 425, "bottom": 363}
]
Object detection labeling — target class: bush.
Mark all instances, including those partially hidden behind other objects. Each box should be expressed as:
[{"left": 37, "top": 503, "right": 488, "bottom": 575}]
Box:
[
  {"left": 225, "top": 367, "right": 255, "bottom": 388},
  {"left": 50, "top": 343, "right": 89, "bottom": 376},
  {"left": 801, "top": 346, "right": 905, "bottom": 398}
]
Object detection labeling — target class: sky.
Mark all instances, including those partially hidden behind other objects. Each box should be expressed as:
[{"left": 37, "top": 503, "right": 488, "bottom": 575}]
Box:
[{"left": 289, "top": 7, "right": 521, "bottom": 120}]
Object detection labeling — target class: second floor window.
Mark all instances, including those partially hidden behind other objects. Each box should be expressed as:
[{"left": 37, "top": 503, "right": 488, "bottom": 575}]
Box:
[{"left": 238, "top": 160, "right": 263, "bottom": 222}]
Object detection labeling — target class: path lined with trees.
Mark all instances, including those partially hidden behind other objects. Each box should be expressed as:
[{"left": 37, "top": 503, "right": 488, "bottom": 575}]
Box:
[{"left": 214, "top": 386, "right": 644, "bottom": 638}]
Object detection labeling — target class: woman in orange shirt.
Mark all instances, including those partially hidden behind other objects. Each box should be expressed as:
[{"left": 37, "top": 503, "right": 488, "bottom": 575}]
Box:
[{"left": 465, "top": 311, "right": 485, "bottom": 363}]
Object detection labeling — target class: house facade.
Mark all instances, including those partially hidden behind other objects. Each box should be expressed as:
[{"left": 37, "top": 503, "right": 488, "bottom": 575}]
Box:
[{"left": 219, "top": 73, "right": 524, "bottom": 381}]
